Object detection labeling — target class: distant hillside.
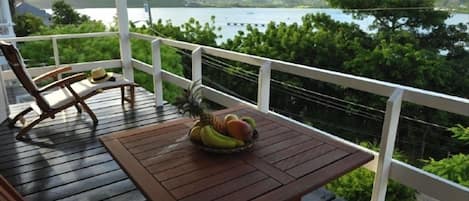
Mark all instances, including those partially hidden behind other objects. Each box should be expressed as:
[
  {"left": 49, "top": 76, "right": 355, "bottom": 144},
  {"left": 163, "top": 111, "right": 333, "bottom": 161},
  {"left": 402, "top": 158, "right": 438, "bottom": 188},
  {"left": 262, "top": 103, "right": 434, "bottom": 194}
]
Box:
[
  {"left": 23, "top": 0, "right": 186, "bottom": 8},
  {"left": 435, "top": 0, "right": 469, "bottom": 12},
  {"left": 21, "top": 0, "right": 469, "bottom": 12}
]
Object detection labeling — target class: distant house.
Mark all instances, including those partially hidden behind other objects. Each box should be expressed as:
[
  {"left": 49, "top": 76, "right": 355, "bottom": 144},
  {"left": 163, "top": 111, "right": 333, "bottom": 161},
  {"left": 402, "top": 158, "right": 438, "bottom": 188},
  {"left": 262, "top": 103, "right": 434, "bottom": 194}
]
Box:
[{"left": 15, "top": 0, "right": 51, "bottom": 25}]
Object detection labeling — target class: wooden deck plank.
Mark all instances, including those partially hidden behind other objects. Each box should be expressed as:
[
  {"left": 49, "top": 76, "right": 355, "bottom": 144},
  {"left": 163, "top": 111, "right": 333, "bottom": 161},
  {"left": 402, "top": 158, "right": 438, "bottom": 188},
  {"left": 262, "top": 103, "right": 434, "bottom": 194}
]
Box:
[
  {"left": 6, "top": 153, "right": 114, "bottom": 186},
  {"left": 0, "top": 106, "right": 179, "bottom": 162},
  {"left": 23, "top": 169, "right": 128, "bottom": 201},
  {"left": 15, "top": 160, "right": 121, "bottom": 196},
  {"left": 57, "top": 179, "right": 138, "bottom": 201},
  {"left": 0, "top": 101, "right": 177, "bottom": 153},
  {"left": 0, "top": 99, "right": 174, "bottom": 154},
  {"left": 102, "top": 189, "right": 146, "bottom": 201},
  {"left": 0, "top": 87, "right": 182, "bottom": 201}
]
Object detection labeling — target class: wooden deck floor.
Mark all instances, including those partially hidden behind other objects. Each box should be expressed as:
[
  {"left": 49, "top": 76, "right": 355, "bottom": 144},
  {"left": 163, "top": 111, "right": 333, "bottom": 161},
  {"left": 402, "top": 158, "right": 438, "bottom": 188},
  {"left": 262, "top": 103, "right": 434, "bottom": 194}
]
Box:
[{"left": 0, "top": 87, "right": 182, "bottom": 201}]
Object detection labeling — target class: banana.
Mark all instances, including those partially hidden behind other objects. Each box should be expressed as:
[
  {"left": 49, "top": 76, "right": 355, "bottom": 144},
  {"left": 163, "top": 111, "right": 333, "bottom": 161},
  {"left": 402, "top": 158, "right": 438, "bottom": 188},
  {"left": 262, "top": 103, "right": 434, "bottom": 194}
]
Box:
[
  {"left": 211, "top": 127, "right": 245, "bottom": 146},
  {"left": 200, "top": 126, "right": 244, "bottom": 148},
  {"left": 190, "top": 126, "right": 202, "bottom": 142}
]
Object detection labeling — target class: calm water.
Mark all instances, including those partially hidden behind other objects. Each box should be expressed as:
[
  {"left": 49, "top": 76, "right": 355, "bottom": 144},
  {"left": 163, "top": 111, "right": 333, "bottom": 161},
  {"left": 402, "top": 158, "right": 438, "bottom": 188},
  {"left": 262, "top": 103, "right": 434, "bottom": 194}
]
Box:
[{"left": 71, "top": 8, "right": 468, "bottom": 42}]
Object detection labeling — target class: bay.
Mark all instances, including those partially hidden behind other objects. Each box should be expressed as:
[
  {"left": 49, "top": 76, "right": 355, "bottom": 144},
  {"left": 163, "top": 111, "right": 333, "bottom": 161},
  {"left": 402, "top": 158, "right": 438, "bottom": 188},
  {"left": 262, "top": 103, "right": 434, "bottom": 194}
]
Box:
[{"left": 69, "top": 7, "right": 469, "bottom": 42}]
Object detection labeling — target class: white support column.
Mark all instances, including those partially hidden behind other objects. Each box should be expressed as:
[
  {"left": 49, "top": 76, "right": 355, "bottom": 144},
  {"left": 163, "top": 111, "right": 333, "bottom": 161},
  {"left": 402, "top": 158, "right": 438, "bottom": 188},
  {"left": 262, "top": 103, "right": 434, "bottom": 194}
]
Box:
[
  {"left": 191, "top": 47, "right": 202, "bottom": 82},
  {"left": 116, "top": 0, "right": 133, "bottom": 82},
  {"left": 371, "top": 88, "right": 404, "bottom": 201},
  {"left": 257, "top": 61, "right": 271, "bottom": 112},
  {"left": 52, "top": 37, "right": 62, "bottom": 79},
  {"left": 0, "top": 0, "right": 15, "bottom": 38},
  {"left": 0, "top": 71, "right": 9, "bottom": 123},
  {"left": 151, "top": 39, "right": 163, "bottom": 107}
]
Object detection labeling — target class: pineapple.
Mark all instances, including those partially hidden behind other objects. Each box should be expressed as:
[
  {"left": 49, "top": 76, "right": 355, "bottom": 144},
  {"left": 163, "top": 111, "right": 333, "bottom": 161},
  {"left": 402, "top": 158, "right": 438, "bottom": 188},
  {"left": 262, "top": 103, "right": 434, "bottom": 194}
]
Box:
[{"left": 174, "top": 80, "right": 226, "bottom": 133}]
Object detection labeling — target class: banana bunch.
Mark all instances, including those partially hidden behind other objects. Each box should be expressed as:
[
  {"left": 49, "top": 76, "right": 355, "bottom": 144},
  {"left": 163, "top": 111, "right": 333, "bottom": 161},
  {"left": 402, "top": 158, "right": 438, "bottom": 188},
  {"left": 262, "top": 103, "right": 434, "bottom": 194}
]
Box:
[{"left": 190, "top": 125, "right": 245, "bottom": 148}]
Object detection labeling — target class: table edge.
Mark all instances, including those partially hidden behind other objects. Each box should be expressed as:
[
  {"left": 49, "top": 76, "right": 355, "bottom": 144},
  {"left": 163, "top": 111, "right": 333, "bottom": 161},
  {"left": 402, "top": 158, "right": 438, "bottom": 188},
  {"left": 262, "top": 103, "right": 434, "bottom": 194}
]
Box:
[{"left": 101, "top": 137, "right": 176, "bottom": 201}]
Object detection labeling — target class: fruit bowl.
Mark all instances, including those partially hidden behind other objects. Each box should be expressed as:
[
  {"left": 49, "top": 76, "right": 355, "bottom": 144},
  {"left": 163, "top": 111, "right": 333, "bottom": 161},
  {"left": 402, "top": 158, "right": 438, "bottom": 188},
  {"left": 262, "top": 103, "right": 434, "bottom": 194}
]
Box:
[{"left": 188, "top": 129, "right": 259, "bottom": 154}]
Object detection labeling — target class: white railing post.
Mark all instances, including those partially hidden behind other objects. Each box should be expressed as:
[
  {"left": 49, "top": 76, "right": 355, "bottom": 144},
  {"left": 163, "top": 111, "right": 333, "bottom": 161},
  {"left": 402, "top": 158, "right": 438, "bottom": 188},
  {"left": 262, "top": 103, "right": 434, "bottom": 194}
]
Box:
[
  {"left": 257, "top": 61, "right": 271, "bottom": 112},
  {"left": 371, "top": 88, "right": 404, "bottom": 201},
  {"left": 151, "top": 39, "right": 164, "bottom": 107},
  {"left": 191, "top": 47, "right": 202, "bottom": 82},
  {"left": 51, "top": 37, "right": 62, "bottom": 79},
  {"left": 116, "top": 0, "right": 134, "bottom": 82}
]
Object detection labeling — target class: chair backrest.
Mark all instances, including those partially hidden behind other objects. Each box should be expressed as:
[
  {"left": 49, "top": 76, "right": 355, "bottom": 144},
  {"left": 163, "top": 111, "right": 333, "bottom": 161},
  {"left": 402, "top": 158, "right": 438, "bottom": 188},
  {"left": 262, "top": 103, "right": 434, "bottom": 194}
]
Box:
[{"left": 0, "top": 41, "right": 49, "bottom": 111}]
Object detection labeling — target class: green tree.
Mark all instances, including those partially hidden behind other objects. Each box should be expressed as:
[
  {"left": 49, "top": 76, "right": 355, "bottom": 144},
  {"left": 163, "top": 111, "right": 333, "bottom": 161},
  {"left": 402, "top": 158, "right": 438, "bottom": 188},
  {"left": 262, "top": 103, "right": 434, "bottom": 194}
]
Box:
[
  {"left": 13, "top": 14, "right": 45, "bottom": 37},
  {"left": 326, "top": 0, "right": 449, "bottom": 32},
  {"left": 51, "top": 0, "right": 90, "bottom": 25},
  {"left": 326, "top": 142, "right": 415, "bottom": 201},
  {"left": 422, "top": 125, "right": 469, "bottom": 187}
]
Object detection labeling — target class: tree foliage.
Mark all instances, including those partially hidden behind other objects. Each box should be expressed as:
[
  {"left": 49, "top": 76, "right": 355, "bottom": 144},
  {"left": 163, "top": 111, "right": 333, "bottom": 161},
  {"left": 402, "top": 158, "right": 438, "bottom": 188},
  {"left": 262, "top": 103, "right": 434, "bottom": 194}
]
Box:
[
  {"left": 326, "top": 0, "right": 449, "bottom": 32},
  {"left": 13, "top": 14, "right": 45, "bottom": 37},
  {"left": 422, "top": 125, "right": 469, "bottom": 188},
  {"left": 423, "top": 154, "right": 469, "bottom": 187},
  {"left": 326, "top": 142, "right": 415, "bottom": 201},
  {"left": 448, "top": 124, "right": 469, "bottom": 144},
  {"left": 51, "top": 0, "right": 90, "bottom": 25}
]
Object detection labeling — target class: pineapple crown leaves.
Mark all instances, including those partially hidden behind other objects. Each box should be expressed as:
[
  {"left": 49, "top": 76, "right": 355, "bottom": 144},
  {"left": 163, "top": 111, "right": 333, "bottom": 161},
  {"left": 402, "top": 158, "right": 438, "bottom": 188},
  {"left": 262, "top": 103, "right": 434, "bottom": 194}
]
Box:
[{"left": 174, "top": 80, "right": 207, "bottom": 118}]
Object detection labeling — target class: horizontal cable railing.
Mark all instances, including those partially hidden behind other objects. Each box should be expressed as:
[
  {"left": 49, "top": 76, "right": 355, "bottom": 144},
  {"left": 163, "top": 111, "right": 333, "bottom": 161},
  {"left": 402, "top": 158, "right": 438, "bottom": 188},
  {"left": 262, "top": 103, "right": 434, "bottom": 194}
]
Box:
[{"left": 1, "top": 32, "right": 467, "bottom": 201}]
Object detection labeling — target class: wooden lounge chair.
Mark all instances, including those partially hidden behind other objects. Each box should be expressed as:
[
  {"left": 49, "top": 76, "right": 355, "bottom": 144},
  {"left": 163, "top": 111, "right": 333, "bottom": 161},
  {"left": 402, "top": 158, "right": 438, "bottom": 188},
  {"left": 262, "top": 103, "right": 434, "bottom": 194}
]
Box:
[{"left": 0, "top": 41, "right": 136, "bottom": 140}]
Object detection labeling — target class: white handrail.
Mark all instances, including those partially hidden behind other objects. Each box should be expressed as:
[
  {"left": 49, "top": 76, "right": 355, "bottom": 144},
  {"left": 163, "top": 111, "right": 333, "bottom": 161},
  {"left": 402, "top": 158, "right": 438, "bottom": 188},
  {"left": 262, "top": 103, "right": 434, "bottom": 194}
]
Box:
[
  {"left": 0, "top": 32, "right": 118, "bottom": 42},
  {"left": 129, "top": 32, "right": 469, "bottom": 201}
]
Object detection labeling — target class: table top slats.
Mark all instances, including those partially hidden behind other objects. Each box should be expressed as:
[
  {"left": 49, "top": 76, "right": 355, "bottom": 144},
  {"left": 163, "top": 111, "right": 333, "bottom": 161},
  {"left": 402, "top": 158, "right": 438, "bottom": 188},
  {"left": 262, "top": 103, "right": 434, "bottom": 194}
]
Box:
[
  {"left": 101, "top": 106, "right": 374, "bottom": 201},
  {"left": 255, "top": 131, "right": 301, "bottom": 148},
  {"left": 133, "top": 141, "right": 192, "bottom": 160},
  {"left": 262, "top": 140, "right": 323, "bottom": 164},
  {"left": 274, "top": 143, "right": 335, "bottom": 171},
  {"left": 154, "top": 157, "right": 227, "bottom": 181},
  {"left": 254, "top": 135, "right": 312, "bottom": 157},
  {"left": 161, "top": 160, "right": 245, "bottom": 190},
  {"left": 146, "top": 153, "right": 207, "bottom": 174},
  {"left": 286, "top": 149, "right": 349, "bottom": 178},
  {"left": 141, "top": 148, "right": 196, "bottom": 167},
  {"left": 214, "top": 178, "right": 282, "bottom": 201},
  {"left": 179, "top": 171, "right": 267, "bottom": 201},
  {"left": 170, "top": 163, "right": 255, "bottom": 199},
  {"left": 253, "top": 151, "right": 373, "bottom": 201},
  {"left": 123, "top": 127, "right": 189, "bottom": 149},
  {"left": 242, "top": 155, "right": 295, "bottom": 184},
  {"left": 127, "top": 129, "right": 190, "bottom": 154}
]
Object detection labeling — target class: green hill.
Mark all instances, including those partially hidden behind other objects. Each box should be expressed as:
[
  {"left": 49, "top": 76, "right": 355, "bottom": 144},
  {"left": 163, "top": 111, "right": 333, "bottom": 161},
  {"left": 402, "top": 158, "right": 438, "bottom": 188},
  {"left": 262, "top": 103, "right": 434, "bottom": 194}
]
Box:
[
  {"left": 21, "top": 0, "right": 469, "bottom": 12},
  {"left": 23, "top": 0, "right": 187, "bottom": 8}
]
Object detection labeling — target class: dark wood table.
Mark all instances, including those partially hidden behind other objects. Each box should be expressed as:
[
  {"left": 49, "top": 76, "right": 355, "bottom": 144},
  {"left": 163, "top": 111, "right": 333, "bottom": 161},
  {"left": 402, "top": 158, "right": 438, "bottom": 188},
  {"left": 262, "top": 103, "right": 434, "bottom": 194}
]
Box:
[{"left": 101, "top": 106, "right": 373, "bottom": 201}]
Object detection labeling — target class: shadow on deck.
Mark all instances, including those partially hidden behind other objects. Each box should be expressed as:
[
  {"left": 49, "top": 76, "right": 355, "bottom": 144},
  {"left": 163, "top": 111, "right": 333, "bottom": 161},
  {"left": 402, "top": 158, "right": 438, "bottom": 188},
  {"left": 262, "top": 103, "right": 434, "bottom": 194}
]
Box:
[{"left": 0, "top": 87, "right": 181, "bottom": 201}]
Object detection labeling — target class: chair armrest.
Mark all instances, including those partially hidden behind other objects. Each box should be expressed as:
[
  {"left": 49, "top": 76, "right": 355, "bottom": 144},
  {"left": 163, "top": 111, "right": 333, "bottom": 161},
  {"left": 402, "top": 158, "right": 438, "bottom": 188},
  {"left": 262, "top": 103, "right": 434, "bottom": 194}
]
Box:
[
  {"left": 33, "top": 66, "right": 72, "bottom": 83},
  {"left": 38, "top": 73, "right": 86, "bottom": 93}
]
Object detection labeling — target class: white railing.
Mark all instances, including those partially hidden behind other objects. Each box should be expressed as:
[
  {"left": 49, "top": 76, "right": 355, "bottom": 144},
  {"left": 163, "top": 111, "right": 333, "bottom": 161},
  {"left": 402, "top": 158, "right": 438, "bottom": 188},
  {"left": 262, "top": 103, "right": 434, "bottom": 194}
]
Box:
[
  {"left": 0, "top": 32, "right": 468, "bottom": 201},
  {"left": 129, "top": 32, "right": 469, "bottom": 201},
  {"left": 1, "top": 32, "right": 121, "bottom": 80}
]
